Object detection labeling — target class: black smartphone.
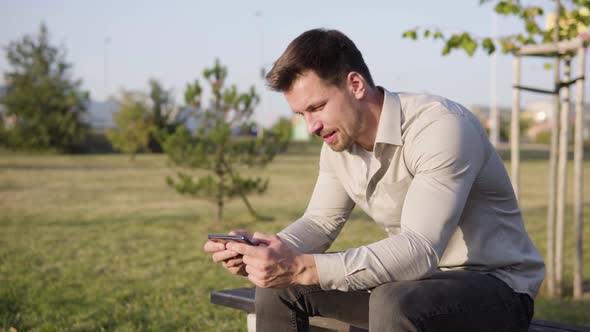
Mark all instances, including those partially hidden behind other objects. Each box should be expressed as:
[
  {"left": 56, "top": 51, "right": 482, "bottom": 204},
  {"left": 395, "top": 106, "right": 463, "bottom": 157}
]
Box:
[{"left": 208, "top": 234, "right": 254, "bottom": 246}]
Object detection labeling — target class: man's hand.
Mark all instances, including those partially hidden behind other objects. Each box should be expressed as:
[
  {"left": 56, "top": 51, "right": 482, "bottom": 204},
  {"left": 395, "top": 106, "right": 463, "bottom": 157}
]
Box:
[
  {"left": 203, "top": 230, "right": 253, "bottom": 276},
  {"left": 226, "top": 232, "right": 319, "bottom": 288}
]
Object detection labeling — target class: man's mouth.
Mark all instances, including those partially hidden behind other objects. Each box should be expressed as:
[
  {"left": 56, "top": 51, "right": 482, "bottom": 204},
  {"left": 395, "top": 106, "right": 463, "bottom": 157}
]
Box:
[{"left": 322, "top": 131, "right": 336, "bottom": 143}]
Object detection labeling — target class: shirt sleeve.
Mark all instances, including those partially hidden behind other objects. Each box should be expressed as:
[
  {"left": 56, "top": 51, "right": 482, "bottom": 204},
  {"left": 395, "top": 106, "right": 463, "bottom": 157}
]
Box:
[
  {"left": 278, "top": 143, "right": 355, "bottom": 254},
  {"left": 313, "top": 113, "right": 488, "bottom": 291}
]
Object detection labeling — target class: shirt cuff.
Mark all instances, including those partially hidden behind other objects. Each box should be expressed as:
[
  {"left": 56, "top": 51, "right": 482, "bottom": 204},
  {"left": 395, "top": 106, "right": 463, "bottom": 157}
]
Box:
[{"left": 313, "top": 252, "right": 349, "bottom": 291}]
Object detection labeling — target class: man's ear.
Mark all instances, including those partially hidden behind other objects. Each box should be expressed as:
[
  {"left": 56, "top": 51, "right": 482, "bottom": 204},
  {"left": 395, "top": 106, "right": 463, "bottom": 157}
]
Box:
[{"left": 346, "top": 72, "right": 366, "bottom": 100}]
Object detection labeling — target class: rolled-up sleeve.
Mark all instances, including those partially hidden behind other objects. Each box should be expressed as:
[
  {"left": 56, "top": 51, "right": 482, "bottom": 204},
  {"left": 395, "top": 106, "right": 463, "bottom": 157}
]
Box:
[{"left": 312, "top": 114, "right": 487, "bottom": 291}]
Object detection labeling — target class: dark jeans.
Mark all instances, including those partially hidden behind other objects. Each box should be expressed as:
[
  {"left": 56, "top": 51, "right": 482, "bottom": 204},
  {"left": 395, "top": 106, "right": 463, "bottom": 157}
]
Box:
[{"left": 255, "top": 270, "right": 534, "bottom": 332}]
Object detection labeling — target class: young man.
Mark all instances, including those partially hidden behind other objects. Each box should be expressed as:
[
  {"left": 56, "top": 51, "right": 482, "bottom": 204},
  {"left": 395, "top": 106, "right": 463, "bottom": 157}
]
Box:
[{"left": 204, "top": 29, "right": 545, "bottom": 332}]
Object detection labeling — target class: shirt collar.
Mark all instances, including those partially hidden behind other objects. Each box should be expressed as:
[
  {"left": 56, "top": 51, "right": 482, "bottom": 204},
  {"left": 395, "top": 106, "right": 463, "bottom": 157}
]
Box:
[{"left": 374, "top": 87, "right": 402, "bottom": 149}]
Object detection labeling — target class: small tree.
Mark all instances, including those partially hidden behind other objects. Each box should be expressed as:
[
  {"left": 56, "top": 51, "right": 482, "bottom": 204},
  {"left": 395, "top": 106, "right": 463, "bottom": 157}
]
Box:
[
  {"left": 270, "top": 117, "right": 293, "bottom": 153},
  {"left": 402, "top": 1, "right": 590, "bottom": 56},
  {"left": 1, "top": 23, "right": 88, "bottom": 151},
  {"left": 403, "top": 0, "right": 590, "bottom": 299},
  {"left": 160, "top": 59, "right": 282, "bottom": 221},
  {"left": 106, "top": 91, "right": 153, "bottom": 161},
  {"left": 147, "top": 78, "right": 181, "bottom": 152}
]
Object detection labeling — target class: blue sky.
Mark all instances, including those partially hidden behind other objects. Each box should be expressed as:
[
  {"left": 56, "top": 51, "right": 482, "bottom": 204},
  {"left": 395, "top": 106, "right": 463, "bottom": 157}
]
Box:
[{"left": 0, "top": 0, "right": 585, "bottom": 126}]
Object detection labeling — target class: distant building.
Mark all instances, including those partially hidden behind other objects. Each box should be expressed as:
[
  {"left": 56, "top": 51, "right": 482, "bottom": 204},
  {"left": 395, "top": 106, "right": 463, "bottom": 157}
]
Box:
[
  {"left": 466, "top": 104, "right": 513, "bottom": 126},
  {"left": 467, "top": 101, "right": 590, "bottom": 141},
  {"left": 85, "top": 98, "right": 119, "bottom": 131},
  {"left": 522, "top": 100, "right": 590, "bottom": 140},
  {"left": 291, "top": 115, "right": 310, "bottom": 141}
]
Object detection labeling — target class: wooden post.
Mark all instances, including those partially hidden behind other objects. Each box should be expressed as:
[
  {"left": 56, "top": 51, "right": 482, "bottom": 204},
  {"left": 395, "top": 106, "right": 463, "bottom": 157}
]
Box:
[
  {"left": 555, "top": 57, "right": 571, "bottom": 298},
  {"left": 546, "top": 59, "right": 561, "bottom": 297},
  {"left": 547, "top": 0, "right": 561, "bottom": 297},
  {"left": 511, "top": 57, "right": 521, "bottom": 199},
  {"left": 573, "top": 46, "right": 586, "bottom": 299},
  {"left": 548, "top": 80, "right": 560, "bottom": 292}
]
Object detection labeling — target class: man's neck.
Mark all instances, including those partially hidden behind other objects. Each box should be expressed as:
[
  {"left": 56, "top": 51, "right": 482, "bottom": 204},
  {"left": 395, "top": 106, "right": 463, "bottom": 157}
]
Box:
[{"left": 357, "top": 86, "right": 385, "bottom": 151}]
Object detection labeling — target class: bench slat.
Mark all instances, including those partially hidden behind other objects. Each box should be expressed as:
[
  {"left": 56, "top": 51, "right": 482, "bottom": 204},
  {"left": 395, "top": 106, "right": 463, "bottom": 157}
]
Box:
[
  {"left": 211, "top": 288, "right": 590, "bottom": 332},
  {"left": 210, "top": 287, "right": 255, "bottom": 313}
]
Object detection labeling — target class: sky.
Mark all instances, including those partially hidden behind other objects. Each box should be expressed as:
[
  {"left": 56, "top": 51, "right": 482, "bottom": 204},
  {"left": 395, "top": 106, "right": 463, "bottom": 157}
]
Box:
[{"left": 0, "top": 0, "right": 587, "bottom": 127}]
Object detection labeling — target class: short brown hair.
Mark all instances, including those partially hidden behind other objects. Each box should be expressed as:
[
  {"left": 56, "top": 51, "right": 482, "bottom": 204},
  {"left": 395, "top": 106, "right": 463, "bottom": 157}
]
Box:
[{"left": 266, "top": 29, "right": 375, "bottom": 91}]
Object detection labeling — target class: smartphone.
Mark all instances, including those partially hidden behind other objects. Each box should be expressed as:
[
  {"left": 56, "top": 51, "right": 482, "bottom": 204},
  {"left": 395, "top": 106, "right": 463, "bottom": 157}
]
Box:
[{"left": 208, "top": 234, "right": 254, "bottom": 246}]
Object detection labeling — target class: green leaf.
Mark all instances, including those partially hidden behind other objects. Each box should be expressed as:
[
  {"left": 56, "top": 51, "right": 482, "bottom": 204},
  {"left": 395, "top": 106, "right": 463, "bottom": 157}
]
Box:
[
  {"left": 460, "top": 34, "right": 478, "bottom": 56},
  {"left": 424, "top": 29, "right": 431, "bottom": 38},
  {"left": 495, "top": 2, "right": 511, "bottom": 15},
  {"left": 482, "top": 38, "right": 496, "bottom": 55},
  {"left": 543, "top": 63, "right": 552, "bottom": 70},
  {"left": 402, "top": 30, "right": 418, "bottom": 40},
  {"left": 442, "top": 44, "right": 451, "bottom": 56}
]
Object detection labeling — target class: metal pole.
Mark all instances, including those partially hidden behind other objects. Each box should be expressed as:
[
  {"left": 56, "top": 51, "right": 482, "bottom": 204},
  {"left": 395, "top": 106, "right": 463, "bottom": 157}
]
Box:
[
  {"left": 573, "top": 45, "right": 586, "bottom": 299},
  {"left": 555, "top": 56, "right": 571, "bottom": 298},
  {"left": 104, "top": 37, "right": 110, "bottom": 100},
  {"left": 255, "top": 10, "right": 265, "bottom": 139},
  {"left": 511, "top": 56, "right": 521, "bottom": 199}
]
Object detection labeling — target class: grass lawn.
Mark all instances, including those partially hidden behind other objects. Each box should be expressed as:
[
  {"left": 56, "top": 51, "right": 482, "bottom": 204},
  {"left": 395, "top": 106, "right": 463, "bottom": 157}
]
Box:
[{"left": 0, "top": 148, "right": 589, "bottom": 331}]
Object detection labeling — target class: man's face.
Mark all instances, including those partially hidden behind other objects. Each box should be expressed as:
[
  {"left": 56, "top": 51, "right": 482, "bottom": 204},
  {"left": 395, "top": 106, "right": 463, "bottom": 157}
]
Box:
[{"left": 284, "top": 70, "right": 362, "bottom": 152}]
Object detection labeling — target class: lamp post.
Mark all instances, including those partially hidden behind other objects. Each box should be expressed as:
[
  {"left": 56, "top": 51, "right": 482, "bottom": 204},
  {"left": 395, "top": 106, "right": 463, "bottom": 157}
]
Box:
[
  {"left": 104, "top": 37, "right": 110, "bottom": 100},
  {"left": 255, "top": 10, "right": 266, "bottom": 138}
]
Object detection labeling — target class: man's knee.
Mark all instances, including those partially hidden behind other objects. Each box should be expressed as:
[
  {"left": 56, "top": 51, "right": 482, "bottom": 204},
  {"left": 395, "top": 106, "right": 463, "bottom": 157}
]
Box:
[
  {"left": 255, "top": 286, "right": 288, "bottom": 309},
  {"left": 369, "top": 282, "right": 421, "bottom": 331},
  {"left": 255, "top": 285, "right": 319, "bottom": 311}
]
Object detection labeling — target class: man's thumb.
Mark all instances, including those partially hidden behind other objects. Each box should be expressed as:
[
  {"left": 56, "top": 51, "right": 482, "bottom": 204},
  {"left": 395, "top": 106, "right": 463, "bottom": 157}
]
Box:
[{"left": 252, "top": 232, "right": 275, "bottom": 245}]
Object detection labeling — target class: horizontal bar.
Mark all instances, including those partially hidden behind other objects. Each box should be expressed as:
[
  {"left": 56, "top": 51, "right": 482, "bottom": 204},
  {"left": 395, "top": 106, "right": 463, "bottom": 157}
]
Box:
[
  {"left": 562, "top": 76, "right": 585, "bottom": 87},
  {"left": 513, "top": 85, "right": 557, "bottom": 94},
  {"left": 515, "top": 38, "right": 588, "bottom": 56}
]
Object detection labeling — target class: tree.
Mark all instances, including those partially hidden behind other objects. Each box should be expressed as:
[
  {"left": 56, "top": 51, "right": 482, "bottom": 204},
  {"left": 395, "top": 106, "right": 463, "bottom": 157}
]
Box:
[
  {"left": 403, "top": 0, "right": 590, "bottom": 299},
  {"left": 0, "top": 23, "right": 89, "bottom": 151},
  {"left": 147, "top": 78, "right": 182, "bottom": 152},
  {"left": 270, "top": 117, "right": 293, "bottom": 153},
  {"left": 402, "top": 0, "right": 590, "bottom": 56},
  {"left": 106, "top": 91, "right": 153, "bottom": 161},
  {"left": 160, "top": 59, "right": 282, "bottom": 221}
]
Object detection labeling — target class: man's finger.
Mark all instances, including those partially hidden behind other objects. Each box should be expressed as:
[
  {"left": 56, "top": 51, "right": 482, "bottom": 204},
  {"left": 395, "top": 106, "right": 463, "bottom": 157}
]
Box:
[
  {"left": 212, "top": 250, "right": 240, "bottom": 263},
  {"left": 244, "top": 264, "right": 265, "bottom": 278},
  {"left": 223, "top": 256, "right": 244, "bottom": 268},
  {"left": 247, "top": 270, "right": 268, "bottom": 288},
  {"left": 241, "top": 253, "right": 267, "bottom": 269},
  {"left": 252, "top": 232, "right": 276, "bottom": 246},
  {"left": 226, "top": 265, "right": 245, "bottom": 275},
  {"left": 226, "top": 242, "right": 265, "bottom": 257},
  {"left": 204, "top": 240, "right": 226, "bottom": 252}
]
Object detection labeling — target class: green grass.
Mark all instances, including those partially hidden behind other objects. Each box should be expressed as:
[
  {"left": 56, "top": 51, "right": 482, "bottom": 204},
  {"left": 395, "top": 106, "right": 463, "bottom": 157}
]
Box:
[{"left": 0, "top": 150, "right": 589, "bottom": 331}]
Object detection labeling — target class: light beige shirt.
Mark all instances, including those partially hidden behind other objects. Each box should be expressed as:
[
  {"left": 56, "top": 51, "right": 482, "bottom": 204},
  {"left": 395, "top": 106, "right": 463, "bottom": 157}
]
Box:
[{"left": 278, "top": 89, "right": 545, "bottom": 298}]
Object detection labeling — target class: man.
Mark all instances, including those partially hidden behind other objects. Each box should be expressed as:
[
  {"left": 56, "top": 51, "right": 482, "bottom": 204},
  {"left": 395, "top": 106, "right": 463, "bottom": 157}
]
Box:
[{"left": 204, "top": 28, "right": 545, "bottom": 332}]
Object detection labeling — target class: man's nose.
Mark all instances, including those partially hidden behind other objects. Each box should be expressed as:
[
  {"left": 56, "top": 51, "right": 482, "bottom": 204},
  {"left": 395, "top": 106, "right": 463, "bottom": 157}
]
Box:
[{"left": 305, "top": 114, "right": 323, "bottom": 136}]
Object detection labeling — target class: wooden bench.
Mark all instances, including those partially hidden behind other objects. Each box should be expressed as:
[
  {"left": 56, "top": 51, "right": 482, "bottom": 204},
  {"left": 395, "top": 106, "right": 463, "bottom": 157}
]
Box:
[{"left": 211, "top": 287, "right": 590, "bottom": 332}]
